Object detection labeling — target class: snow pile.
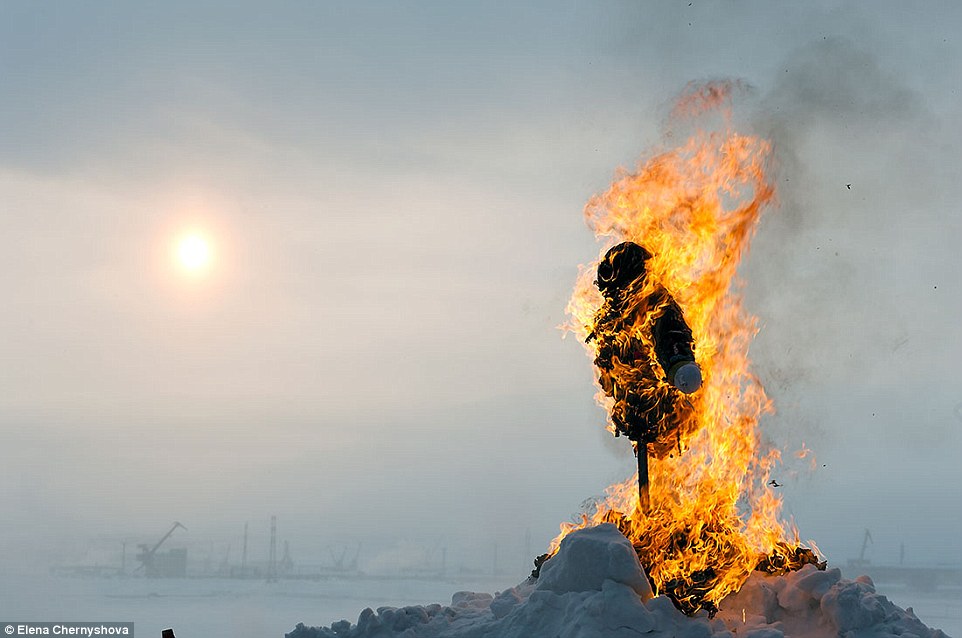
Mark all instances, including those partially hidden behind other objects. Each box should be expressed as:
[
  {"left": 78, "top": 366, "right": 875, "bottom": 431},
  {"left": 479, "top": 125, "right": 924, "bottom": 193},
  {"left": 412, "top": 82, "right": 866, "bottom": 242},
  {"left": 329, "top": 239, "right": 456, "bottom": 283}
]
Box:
[
  {"left": 286, "top": 524, "right": 950, "bottom": 638},
  {"left": 717, "top": 565, "right": 950, "bottom": 638}
]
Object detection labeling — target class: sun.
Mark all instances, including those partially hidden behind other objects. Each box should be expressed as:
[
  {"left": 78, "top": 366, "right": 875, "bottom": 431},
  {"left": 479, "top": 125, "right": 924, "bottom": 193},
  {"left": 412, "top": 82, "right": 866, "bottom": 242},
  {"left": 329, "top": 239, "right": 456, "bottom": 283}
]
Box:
[{"left": 177, "top": 234, "right": 212, "bottom": 272}]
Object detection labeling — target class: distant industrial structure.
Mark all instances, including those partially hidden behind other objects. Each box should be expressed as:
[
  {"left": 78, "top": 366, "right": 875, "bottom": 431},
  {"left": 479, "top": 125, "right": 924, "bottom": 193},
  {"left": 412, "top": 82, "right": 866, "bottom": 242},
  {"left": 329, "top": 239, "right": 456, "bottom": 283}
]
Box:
[
  {"left": 136, "top": 522, "right": 188, "bottom": 578},
  {"left": 844, "top": 529, "right": 962, "bottom": 591},
  {"left": 51, "top": 517, "right": 536, "bottom": 585},
  {"left": 51, "top": 516, "right": 304, "bottom": 581},
  {"left": 50, "top": 521, "right": 189, "bottom": 579}
]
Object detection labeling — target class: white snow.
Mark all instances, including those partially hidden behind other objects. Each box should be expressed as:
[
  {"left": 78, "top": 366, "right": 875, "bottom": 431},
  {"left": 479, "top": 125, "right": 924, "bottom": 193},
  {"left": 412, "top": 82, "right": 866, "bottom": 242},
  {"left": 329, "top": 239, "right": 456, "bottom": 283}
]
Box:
[{"left": 287, "top": 524, "right": 951, "bottom": 638}]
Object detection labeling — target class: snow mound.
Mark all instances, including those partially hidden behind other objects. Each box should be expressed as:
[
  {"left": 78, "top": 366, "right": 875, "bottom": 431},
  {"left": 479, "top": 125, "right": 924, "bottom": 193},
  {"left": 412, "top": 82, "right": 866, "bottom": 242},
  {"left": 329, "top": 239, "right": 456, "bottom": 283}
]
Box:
[
  {"left": 719, "top": 564, "right": 951, "bottom": 638},
  {"left": 535, "top": 523, "right": 653, "bottom": 598},
  {"left": 286, "top": 524, "right": 951, "bottom": 638}
]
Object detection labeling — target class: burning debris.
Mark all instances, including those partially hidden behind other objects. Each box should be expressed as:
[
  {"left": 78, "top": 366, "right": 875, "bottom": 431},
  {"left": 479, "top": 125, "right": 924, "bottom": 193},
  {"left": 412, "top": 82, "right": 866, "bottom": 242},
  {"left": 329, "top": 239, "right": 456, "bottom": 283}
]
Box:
[{"left": 551, "top": 80, "right": 821, "bottom": 616}]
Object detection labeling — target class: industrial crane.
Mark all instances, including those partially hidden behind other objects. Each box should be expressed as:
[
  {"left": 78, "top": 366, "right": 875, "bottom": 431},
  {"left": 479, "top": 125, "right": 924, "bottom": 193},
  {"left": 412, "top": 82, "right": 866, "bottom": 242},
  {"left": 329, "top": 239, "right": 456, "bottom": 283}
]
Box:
[{"left": 136, "top": 522, "right": 187, "bottom": 577}]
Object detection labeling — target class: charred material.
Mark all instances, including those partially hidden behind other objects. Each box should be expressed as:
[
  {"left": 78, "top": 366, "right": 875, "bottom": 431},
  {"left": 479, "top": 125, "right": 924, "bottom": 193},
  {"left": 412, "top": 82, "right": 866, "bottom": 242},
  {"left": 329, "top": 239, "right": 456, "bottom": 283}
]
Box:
[
  {"left": 755, "top": 543, "right": 826, "bottom": 575},
  {"left": 663, "top": 569, "right": 719, "bottom": 618},
  {"left": 529, "top": 552, "right": 551, "bottom": 580}
]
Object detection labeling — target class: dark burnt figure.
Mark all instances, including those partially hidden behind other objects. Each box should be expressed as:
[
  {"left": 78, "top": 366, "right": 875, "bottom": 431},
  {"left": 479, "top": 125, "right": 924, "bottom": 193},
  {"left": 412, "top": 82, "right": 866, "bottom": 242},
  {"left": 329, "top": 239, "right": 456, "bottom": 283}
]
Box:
[{"left": 587, "top": 241, "right": 702, "bottom": 510}]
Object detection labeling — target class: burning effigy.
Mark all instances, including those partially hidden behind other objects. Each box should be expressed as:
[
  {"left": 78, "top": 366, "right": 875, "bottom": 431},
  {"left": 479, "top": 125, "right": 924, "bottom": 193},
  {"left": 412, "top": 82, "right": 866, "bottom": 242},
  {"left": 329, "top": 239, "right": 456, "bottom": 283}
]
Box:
[
  {"left": 544, "top": 79, "right": 822, "bottom": 617},
  {"left": 586, "top": 239, "right": 702, "bottom": 512},
  {"left": 288, "top": 82, "right": 948, "bottom": 638}
]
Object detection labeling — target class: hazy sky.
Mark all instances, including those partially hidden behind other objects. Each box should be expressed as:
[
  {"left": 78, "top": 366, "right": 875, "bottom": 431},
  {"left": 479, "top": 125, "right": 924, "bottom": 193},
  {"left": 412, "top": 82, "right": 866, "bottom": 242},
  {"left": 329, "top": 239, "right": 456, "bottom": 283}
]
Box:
[{"left": 1, "top": 2, "right": 961, "bottom": 574}]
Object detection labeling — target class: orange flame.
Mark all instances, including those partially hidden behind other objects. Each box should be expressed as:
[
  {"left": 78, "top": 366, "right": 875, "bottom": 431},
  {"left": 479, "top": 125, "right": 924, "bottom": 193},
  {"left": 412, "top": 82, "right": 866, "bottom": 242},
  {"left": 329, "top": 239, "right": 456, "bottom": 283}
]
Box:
[{"left": 555, "top": 81, "right": 817, "bottom": 614}]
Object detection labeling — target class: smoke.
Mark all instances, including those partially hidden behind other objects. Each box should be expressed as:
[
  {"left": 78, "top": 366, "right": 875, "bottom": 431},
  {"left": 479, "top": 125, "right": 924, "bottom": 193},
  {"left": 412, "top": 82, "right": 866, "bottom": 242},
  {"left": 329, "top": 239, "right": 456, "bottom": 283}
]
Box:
[{"left": 732, "top": 37, "right": 960, "bottom": 456}]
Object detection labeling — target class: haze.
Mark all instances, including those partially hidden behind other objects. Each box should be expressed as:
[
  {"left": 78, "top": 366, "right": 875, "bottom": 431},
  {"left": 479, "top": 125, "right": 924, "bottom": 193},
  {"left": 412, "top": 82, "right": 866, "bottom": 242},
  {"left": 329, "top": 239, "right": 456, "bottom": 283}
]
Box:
[{"left": 1, "top": 0, "right": 960, "bottom": 617}]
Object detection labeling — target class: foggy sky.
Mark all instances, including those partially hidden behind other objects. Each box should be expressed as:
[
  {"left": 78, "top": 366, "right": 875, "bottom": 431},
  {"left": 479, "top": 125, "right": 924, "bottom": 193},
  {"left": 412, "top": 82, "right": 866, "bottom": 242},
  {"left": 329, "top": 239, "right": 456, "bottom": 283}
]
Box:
[{"left": 1, "top": 1, "right": 961, "bottom": 575}]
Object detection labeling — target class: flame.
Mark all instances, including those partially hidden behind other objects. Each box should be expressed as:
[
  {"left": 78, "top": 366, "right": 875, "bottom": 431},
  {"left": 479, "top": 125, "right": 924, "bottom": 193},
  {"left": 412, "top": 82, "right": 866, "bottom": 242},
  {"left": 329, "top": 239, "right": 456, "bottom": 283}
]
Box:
[{"left": 553, "top": 81, "right": 819, "bottom": 615}]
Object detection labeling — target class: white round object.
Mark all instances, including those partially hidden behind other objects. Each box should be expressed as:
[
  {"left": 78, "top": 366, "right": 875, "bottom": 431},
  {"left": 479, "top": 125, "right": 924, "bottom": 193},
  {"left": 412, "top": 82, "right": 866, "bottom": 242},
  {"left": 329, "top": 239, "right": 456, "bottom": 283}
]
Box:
[{"left": 673, "top": 362, "right": 702, "bottom": 394}]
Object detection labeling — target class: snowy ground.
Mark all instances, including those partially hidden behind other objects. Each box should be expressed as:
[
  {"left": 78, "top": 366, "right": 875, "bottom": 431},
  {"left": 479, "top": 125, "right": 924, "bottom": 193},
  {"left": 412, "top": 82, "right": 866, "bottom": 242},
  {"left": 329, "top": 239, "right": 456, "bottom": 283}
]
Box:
[
  {"left": 0, "top": 570, "right": 519, "bottom": 637},
  {"left": 1, "top": 530, "right": 958, "bottom": 638},
  {"left": 286, "top": 526, "right": 956, "bottom": 638}
]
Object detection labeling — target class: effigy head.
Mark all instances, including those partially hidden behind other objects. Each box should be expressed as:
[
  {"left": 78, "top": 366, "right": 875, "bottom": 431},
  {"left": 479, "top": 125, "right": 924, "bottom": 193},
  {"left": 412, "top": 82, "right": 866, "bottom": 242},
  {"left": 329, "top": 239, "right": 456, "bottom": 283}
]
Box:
[{"left": 596, "top": 241, "right": 652, "bottom": 297}]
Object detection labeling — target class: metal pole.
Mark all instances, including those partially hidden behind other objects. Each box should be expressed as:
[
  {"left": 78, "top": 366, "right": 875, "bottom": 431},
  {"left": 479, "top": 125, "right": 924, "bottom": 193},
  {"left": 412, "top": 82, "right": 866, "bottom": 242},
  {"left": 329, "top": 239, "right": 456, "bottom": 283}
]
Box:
[
  {"left": 241, "top": 522, "right": 248, "bottom": 578},
  {"left": 268, "top": 516, "right": 277, "bottom": 582}
]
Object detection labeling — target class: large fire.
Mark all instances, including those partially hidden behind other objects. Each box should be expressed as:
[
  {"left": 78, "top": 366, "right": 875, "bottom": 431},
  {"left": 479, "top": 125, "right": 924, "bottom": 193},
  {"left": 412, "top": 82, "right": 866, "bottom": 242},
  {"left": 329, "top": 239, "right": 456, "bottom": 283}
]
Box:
[{"left": 551, "top": 81, "right": 821, "bottom": 616}]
